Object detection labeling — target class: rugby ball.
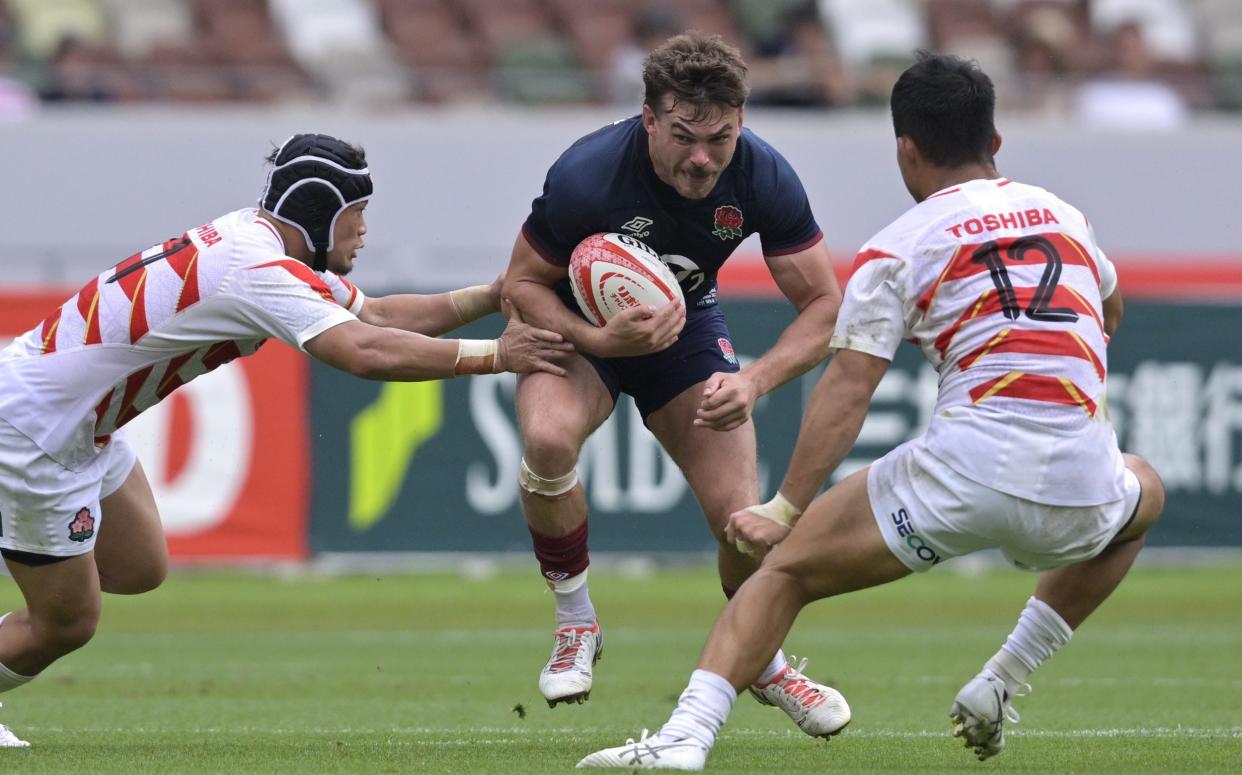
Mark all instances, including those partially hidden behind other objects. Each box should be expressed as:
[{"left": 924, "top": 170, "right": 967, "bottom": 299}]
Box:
[{"left": 569, "top": 233, "right": 683, "bottom": 326}]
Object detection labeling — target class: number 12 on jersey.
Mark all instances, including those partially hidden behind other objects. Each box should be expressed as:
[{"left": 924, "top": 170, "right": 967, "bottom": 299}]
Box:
[{"left": 971, "top": 235, "right": 1080, "bottom": 323}]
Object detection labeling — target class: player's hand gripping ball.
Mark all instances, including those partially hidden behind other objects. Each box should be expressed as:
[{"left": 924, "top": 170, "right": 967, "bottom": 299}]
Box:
[{"left": 569, "top": 233, "right": 684, "bottom": 326}]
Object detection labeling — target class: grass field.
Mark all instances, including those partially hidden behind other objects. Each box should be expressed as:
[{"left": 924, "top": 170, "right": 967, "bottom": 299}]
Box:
[{"left": 0, "top": 561, "right": 1238, "bottom": 773}]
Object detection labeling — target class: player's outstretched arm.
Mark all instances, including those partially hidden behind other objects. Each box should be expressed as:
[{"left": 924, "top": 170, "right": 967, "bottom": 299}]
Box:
[
  {"left": 304, "top": 313, "right": 572, "bottom": 380},
  {"left": 696, "top": 241, "right": 841, "bottom": 431},
  {"left": 358, "top": 274, "right": 502, "bottom": 337},
  {"left": 778, "top": 348, "right": 888, "bottom": 506},
  {"left": 496, "top": 302, "right": 575, "bottom": 376},
  {"left": 726, "top": 348, "right": 887, "bottom": 555}
]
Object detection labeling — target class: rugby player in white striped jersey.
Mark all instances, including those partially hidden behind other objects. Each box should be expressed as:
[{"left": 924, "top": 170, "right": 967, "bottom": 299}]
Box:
[{"left": 0, "top": 133, "right": 571, "bottom": 747}]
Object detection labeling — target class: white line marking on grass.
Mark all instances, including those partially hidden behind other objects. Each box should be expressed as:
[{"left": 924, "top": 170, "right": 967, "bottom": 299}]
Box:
[
  {"left": 15, "top": 725, "right": 1242, "bottom": 739},
  {"left": 852, "top": 675, "right": 1242, "bottom": 689},
  {"left": 723, "top": 727, "right": 1242, "bottom": 740}
]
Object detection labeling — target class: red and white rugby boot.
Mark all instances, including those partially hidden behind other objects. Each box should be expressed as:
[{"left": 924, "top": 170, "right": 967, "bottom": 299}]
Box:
[
  {"left": 539, "top": 621, "right": 603, "bottom": 708},
  {"left": 749, "top": 656, "right": 851, "bottom": 738}
]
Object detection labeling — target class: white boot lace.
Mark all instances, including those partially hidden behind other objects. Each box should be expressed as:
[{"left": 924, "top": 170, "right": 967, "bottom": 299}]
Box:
[
  {"left": 777, "top": 656, "right": 827, "bottom": 710},
  {"left": 547, "top": 629, "right": 584, "bottom": 673},
  {"left": 1004, "top": 682, "right": 1032, "bottom": 724}
]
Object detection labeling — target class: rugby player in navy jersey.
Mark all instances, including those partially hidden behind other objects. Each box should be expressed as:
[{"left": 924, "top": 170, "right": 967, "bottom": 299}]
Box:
[{"left": 501, "top": 31, "right": 849, "bottom": 737}]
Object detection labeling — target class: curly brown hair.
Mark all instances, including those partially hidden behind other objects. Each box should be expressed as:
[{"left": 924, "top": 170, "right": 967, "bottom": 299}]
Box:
[{"left": 642, "top": 30, "right": 749, "bottom": 122}]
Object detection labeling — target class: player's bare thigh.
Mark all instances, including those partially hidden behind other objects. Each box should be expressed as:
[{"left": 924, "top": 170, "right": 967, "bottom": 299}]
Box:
[
  {"left": 645, "top": 380, "right": 759, "bottom": 535},
  {"left": 761, "top": 467, "right": 912, "bottom": 600},
  {"left": 95, "top": 459, "right": 168, "bottom": 594},
  {"left": 1112, "top": 453, "right": 1165, "bottom": 544},
  {"left": 516, "top": 353, "right": 615, "bottom": 472}
]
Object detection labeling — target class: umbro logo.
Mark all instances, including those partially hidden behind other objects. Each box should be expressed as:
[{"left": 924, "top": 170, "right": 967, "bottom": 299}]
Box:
[{"left": 621, "top": 216, "right": 653, "bottom": 238}]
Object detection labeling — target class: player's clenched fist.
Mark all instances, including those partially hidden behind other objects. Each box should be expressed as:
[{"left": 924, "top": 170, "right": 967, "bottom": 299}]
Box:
[
  {"left": 695, "top": 371, "right": 759, "bottom": 431},
  {"left": 726, "top": 510, "right": 789, "bottom": 558},
  {"left": 726, "top": 493, "right": 802, "bottom": 558},
  {"left": 497, "top": 301, "right": 575, "bottom": 376}
]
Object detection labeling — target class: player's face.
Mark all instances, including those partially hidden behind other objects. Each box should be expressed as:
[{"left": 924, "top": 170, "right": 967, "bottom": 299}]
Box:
[
  {"left": 643, "top": 99, "right": 742, "bottom": 200},
  {"left": 328, "top": 201, "right": 368, "bottom": 275}
]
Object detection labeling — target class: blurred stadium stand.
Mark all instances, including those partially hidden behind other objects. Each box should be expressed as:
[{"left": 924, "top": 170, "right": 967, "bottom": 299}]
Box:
[
  {"left": 0, "top": 0, "right": 1238, "bottom": 292},
  {"left": 0, "top": 0, "right": 1239, "bottom": 113}
]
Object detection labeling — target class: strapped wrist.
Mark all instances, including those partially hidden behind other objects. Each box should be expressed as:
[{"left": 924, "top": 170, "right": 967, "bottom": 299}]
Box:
[
  {"left": 752, "top": 491, "right": 803, "bottom": 527},
  {"left": 454, "top": 339, "right": 498, "bottom": 375},
  {"left": 448, "top": 285, "right": 496, "bottom": 324}
]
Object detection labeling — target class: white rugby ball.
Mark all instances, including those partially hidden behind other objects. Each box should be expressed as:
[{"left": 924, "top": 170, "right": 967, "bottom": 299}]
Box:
[{"left": 569, "top": 233, "right": 683, "bottom": 327}]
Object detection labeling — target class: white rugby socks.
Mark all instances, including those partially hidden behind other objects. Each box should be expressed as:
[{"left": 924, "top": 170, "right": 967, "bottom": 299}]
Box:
[
  {"left": 755, "top": 648, "right": 790, "bottom": 685},
  {"left": 659, "top": 669, "right": 738, "bottom": 747},
  {"left": 985, "top": 596, "right": 1073, "bottom": 695},
  {"left": 550, "top": 570, "right": 596, "bottom": 628}
]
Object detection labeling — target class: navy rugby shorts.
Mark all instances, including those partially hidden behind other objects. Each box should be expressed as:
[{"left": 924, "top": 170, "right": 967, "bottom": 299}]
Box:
[{"left": 583, "top": 305, "right": 740, "bottom": 421}]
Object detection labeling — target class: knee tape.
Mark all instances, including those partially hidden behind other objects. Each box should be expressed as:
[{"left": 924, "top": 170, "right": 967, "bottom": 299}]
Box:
[{"left": 519, "top": 458, "right": 579, "bottom": 497}]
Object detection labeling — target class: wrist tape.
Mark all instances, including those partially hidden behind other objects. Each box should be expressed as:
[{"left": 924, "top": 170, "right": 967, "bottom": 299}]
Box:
[
  {"left": 454, "top": 339, "right": 498, "bottom": 375},
  {"left": 750, "top": 491, "right": 802, "bottom": 527},
  {"left": 449, "top": 285, "right": 495, "bottom": 324},
  {"left": 735, "top": 492, "right": 802, "bottom": 557}
]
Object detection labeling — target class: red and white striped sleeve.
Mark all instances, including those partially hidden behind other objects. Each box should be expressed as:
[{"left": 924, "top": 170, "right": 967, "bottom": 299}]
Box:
[{"left": 236, "top": 259, "right": 358, "bottom": 350}]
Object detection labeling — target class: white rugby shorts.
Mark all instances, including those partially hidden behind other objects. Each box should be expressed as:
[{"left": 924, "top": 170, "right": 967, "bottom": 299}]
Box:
[
  {"left": 0, "top": 418, "right": 136, "bottom": 558},
  {"left": 867, "top": 436, "right": 1141, "bottom": 572}
]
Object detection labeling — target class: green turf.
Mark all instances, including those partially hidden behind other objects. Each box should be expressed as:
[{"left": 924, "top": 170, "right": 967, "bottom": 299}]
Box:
[{"left": 0, "top": 563, "right": 1238, "bottom": 772}]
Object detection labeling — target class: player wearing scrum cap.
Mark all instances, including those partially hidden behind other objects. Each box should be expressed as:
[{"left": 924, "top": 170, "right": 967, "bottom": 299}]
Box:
[
  {"left": 0, "top": 133, "right": 571, "bottom": 747},
  {"left": 501, "top": 31, "right": 848, "bottom": 738}
]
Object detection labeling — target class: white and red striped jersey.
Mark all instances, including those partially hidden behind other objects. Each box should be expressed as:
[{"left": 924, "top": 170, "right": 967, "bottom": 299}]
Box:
[
  {"left": 0, "top": 208, "right": 363, "bottom": 470},
  {"left": 831, "top": 178, "right": 1124, "bottom": 505}
]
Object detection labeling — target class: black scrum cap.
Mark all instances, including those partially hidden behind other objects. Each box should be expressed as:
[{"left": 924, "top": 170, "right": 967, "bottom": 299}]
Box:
[{"left": 259, "top": 133, "right": 372, "bottom": 271}]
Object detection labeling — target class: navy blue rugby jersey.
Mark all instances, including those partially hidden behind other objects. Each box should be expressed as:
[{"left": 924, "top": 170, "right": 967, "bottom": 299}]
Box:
[{"left": 521, "top": 115, "right": 823, "bottom": 310}]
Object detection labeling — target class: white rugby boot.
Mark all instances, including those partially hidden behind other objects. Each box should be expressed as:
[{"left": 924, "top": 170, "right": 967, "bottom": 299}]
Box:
[
  {"left": 749, "top": 656, "right": 851, "bottom": 738},
  {"left": 576, "top": 729, "right": 708, "bottom": 770},
  {"left": 539, "top": 621, "right": 603, "bottom": 707},
  {"left": 0, "top": 703, "right": 29, "bottom": 748},
  {"left": 949, "top": 671, "right": 1028, "bottom": 761}
]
